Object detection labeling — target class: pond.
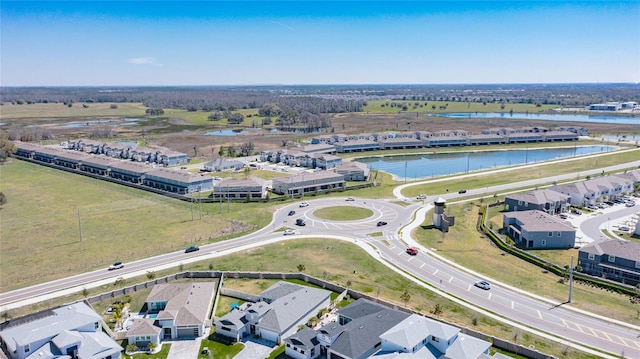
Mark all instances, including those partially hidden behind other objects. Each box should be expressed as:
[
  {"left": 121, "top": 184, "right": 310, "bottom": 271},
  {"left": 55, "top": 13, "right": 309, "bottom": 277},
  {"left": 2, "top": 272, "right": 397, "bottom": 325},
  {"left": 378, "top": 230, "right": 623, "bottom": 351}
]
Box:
[
  {"left": 358, "top": 145, "right": 616, "bottom": 181},
  {"left": 431, "top": 112, "right": 640, "bottom": 125}
]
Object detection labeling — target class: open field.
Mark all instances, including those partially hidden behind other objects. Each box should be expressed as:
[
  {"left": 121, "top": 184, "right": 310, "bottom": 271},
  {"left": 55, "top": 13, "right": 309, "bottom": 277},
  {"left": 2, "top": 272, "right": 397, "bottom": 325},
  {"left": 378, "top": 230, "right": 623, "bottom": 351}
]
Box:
[
  {"left": 413, "top": 203, "right": 639, "bottom": 325},
  {"left": 0, "top": 160, "right": 277, "bottom": 291},
  {"left": 0, "top": 102, "right": 148, "bottom": 120}
]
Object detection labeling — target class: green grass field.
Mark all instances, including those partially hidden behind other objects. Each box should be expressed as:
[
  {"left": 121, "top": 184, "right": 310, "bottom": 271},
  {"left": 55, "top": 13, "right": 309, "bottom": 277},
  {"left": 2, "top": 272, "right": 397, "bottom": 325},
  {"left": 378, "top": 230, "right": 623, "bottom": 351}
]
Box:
[
  {"left": 0, "top": 102, "right": 147, "bottom": 120},
  {"left": 0, "top": 160, "right": 276, "bottom": 290}
]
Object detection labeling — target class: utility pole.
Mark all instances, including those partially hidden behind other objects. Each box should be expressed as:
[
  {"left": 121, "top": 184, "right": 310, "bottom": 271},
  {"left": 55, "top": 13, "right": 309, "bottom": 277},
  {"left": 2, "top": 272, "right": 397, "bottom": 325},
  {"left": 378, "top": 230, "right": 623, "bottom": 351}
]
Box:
[
  {"left": 227, "top": 185, "right": 230, "bottom": 213},
  {"left": 301, "top": 172, "right": 305, "bottom": 201},
  {"left": 219, "top": 184, "right": 222, "bottom": 214},
  {"left": 404, "top": 161, "right": 407, "bottom": 184},
  {"left": 78, "top": 208, "right": 83, "bottom": 242},
  {"left": 191, "top": 197, "right": 194, "bottom": 221},
  {"left": 198, "top": 186, "right": 202, "bottom": 220},
  {"left": 568, "top": 256, "right": 574, "bottom": 303}
]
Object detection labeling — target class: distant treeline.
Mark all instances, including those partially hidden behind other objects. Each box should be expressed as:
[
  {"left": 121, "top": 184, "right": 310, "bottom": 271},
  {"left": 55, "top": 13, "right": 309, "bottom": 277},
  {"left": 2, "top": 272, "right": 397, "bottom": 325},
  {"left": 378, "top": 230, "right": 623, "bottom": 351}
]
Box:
[{"left": 1, "top": 84, "right": 638, "bottom": 110}]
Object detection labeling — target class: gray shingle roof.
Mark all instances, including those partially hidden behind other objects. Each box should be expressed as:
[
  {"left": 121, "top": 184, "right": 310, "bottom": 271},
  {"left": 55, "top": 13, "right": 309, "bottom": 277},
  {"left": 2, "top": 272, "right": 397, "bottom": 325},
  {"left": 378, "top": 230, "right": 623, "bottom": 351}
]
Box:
[
  {"left": 329, "top": 309, "right": 409, "bottom": 358},
  {"left": 442, "top": 333, "right": 491, "bottom": 359},
  {"left": 257, "top": 283, "right": 331, "bottom": 334},
  {"left": 283, "top": 327, "right": 319, "bottom": 350},
  {"left": 146, "top": 282, "right": 216, "bottom": 326},
  {"left": 503, "top": 210, "right": 574, "bottom": 232},
  {"left": 126, "top": 318, "right": 162, "bottom": 336},
  {"left": 580, "top": 239, "right": 640, "bottom": 262},
  {"left": 506, "top": 189, "right": 570, "bottom": 205},
  {"left": 380, "top": 314, "right": 459, "bottom": 350}
]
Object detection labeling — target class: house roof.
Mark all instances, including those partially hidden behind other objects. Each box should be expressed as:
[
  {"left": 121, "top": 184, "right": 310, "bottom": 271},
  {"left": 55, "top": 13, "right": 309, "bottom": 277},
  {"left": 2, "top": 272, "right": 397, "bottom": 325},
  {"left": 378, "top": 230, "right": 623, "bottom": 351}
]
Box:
[
  {"left": 216, "top": 309, "right": 248, "bottom": 329},
  {"left": 147, "top": 282, "right": 216, "bottom": 326},
  {"left": 283, "top": 327, "right": 319, "bottom": 349},
  {"left": 372, "top": 346, "right": 437, "bottom": 359},
  {"left": 329, "top": 308, "right": 409, "bottom": 358},
  {"left": 380, "top": 314, "right": 459, "bottom": 351},
  {"left": 126, "top": 318, "right": 162, "bottom": 336},
  {"left": 215, "top": 177, "right": 264, "bottom": 189},
  {"left": 506, "top": 189, "right": 570, "bottom": 205},
  {"left": 336, "top": 298, "right": 387, "bottom": 321},
  {"left": 503, "top": 210, "right": 574, "bottom": 232},
  {"left": 442, "top": 333, "right": 491, "bottom": 359},
  {"left": 580, "top": 239, "right": 640, "bottom": 262},
  {"left": 0, "top": 302, "right": 102, "bottom": 351},
  {"left": 260, "top": 281, "right": 307, "bottom": 302},
  {"left": 257, "top": 282, "right": 331, "bottom": 334},
  {"left": 145, "top": 168, "right": 213, "bottom": 185}
]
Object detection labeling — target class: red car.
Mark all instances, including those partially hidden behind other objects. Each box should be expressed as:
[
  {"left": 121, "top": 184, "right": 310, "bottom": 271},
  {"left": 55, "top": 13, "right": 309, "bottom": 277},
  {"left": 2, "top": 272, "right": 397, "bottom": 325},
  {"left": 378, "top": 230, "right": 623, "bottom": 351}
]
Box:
[{"left": 406, "top": 247, "right": 418, "bottom": 256}]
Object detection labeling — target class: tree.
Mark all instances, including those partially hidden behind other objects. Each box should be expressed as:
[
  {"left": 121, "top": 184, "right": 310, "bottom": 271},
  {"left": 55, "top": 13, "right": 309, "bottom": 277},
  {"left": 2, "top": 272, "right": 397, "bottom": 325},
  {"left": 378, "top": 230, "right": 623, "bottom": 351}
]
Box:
[
  {"left": 239, "top": 142, "right": 254, "bottom": 157},
  {"left": 147, "top": 342, "right": 158, "bottom": 352},
  {"left": 227, "top": 113, "right": 244, "bottom": 124},
  {"left": 0, "top": 192, "right": 6, "bottom": 207},
  {"left": 146, "top": 271, "right": 156, "bottom": 280},
  {"left": 145, "top": 108, "right": 164, "bottom": 116},
  {"left": 0, "top": 134, "right": 17, "bottom": 163},
  {"left": 400, "top": 290, "right": 411, "bottom": 306},
  {"left": 126, "top": 344, "right": 137, "bottom": 353},
  {"left": 297, "top": 264, "right": 306, "bottom": 271},
  {"left": 218, "top": 146, "right": 225, "bottom": 156}
]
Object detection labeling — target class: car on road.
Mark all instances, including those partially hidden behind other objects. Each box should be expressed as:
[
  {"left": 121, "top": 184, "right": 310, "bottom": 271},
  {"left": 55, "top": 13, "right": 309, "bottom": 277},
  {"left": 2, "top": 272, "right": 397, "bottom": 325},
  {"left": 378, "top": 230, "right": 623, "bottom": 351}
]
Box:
[
  {"left": 406, "top": 247, "right": 418, "bottom": 255},
  {"left": 377, "top": 221, "right": 387, "bottom": 226},
  {"left": 299, "top": 202, "right": 309, "bottom": 207},
  {"left": 474, "top": 280, "right": 491, "bottom": 290},
  {"left": 416, "top": 194, "right": 427, "bottom": 200},
  {"left": 288, "top": 210, "right": 296, "bottom": 216},
  {"left": 559, "top": 213, "right": 568, "bottom": 219},
  {"left": 345, "top": 197, "right": 355, "bottom": 201},
  {"left": 458, "top": 189, "right": 467, "bottom": 194},
  {"left": 618, "top": 225, "right": 630, "bottom": 232},
  {"left": 296, "top": 218, "right": 306, "bottom": 226},
  {"left": 108, "top": 261, "right": 124, "bottom": 271},
  {"left": 283, "top": 229, "right": 296, "bottom": 235},
  {"left": 626, "top": 201, "right": 636, "bottom": 207},
  {"left": 185, "top": 245, "right": 200, "bottom": 253}
]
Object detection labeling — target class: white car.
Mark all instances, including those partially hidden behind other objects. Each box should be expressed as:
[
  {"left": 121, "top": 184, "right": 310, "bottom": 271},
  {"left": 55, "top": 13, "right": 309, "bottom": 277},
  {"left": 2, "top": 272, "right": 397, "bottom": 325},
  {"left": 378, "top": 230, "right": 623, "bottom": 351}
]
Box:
[
  {"left": 345, "top": 197, "right": 355, "bottom": 201},
  {"left": 299, "top": 202, "right": 309, "bottom": 207},
  {"left": 283, "top": 229, "right": 296, "bottom": 235},
  {"left": 626, "top": 201, "right": 636, "bottom": 207},
  {"left": 108, "top": 261, "right": 124, "bottom": 271},
  {"left": 416, "top": 194, "right": 427, "bottom": 200}
]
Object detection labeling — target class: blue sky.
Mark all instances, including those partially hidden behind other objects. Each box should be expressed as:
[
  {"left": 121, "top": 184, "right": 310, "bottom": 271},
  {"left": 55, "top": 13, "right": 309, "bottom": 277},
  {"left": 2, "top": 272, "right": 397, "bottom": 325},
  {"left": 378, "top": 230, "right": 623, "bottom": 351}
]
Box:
[{"left": 1, "top": 1, "right": 638, "bottom": 86}]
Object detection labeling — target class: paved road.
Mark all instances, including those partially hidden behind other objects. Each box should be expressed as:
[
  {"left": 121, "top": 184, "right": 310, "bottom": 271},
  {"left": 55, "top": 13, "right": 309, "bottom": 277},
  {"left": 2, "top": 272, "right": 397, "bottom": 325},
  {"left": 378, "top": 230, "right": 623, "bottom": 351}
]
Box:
[{"left": 2, "top": 154, "right": 640, "bottom": 358}]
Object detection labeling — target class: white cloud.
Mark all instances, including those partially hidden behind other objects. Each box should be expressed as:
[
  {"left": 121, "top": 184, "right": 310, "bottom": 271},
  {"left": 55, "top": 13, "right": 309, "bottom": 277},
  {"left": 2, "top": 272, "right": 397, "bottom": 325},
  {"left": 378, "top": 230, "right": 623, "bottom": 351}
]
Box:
[{"left": 127, "top": 57, "right": 162, "bottom": 67}]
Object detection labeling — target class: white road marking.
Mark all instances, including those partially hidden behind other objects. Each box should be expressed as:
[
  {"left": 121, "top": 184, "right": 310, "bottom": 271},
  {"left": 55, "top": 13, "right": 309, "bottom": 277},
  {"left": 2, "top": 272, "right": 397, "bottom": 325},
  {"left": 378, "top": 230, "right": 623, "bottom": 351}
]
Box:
[
  {"left": 511, "top": 301, "right": 514, "bottom": 309},
  {"left": 419, "top": 263, "right": 425, "bottom": 269},
  {"left": 448, "top": 276, "right": 454, "bottom": 283},
  {"left": 433, "top": 269, "right": 439, "bottom": 275},
  {"left": 537, "top": 310, "right": 542, "bottom": 320}
]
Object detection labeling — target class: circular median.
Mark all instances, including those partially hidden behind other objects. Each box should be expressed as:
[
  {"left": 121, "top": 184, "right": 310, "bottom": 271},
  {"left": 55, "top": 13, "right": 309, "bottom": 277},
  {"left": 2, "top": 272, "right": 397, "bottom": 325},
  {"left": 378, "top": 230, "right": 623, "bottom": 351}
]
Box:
[{"left": 313, "top": 206, "right": 374, "bottom": 221}]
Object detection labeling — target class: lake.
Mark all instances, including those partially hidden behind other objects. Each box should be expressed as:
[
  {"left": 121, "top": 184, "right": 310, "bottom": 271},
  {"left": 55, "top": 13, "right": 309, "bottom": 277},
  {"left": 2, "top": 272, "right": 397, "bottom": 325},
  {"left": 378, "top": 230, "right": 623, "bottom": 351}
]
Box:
[
  {"left": 432, "top": 112, "right": 639, "bottom": 125},
  {"left": 358, "top": 145, "right": 615, "bottom": 181}
]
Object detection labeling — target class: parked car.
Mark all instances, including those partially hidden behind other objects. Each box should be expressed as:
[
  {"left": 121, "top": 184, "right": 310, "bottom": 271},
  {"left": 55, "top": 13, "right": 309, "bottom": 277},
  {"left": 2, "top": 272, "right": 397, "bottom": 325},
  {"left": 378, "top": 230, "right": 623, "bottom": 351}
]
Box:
[
  {"left": 283, "top": 229, "right": 296, "bottom": 235},
  {"left": 416, "top": 194, "right": 427, "bottom": 200},
  {"left": 474, "top": 280, "right": 491, "bottom": 290},
  {"left": 345, "top": 197, "right": 355, "bottom": 201},
  {"left": 185, "top": 245, "right": 200, "bottom": 253},
  {"left": 571, "top": 209, "right": 582, "bottom": 215},
  {"left": 618, "top": 225, "right": 630, "bottom": 232},
  {"left": 406, "top": 247, "right": 419, "bottom": 256},
  {"left": 377, "top": 221, "right": 387, "bottom": 226},
  {"left": 559, "top": 213, "right": 568, "bottom": 219},
  {"left": 108, "top": 261, "right": 124, "bottom": 271},
  {"left": 288, "top": 210, "right": 296, "bottom": 216},
  {"left": 299, "top": 202, "right": 309, "bottom": 207},
  {"left": 626, "top": 201, "right": 636, "bottom": 207},
  {"left": 296, "top": 218, "right": 306, "bottom": 226},
  {"left": 458, "top": 189, "right": 467, "bottom": 194}
]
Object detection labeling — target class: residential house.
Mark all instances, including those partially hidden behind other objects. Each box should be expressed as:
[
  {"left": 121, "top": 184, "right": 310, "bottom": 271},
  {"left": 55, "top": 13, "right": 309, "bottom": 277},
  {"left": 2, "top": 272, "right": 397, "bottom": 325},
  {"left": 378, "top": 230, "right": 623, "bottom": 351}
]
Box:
[
  {"left": 316, "top": 299, "right": 493, "bottom": 359},
  {"left": 504, "top": 189, "right": 571, "bottom": 214},
  {"left": 202, "top": 158, "right": 243, "bottom": 172},
  {"left": 579, "top": 239, "right": 640, "bottom": 285},
  {"left": 503, "top": 210, "right": 576, "bottom": 249},
  {"left": 212, "top": 177, "right": 265, "bottom": 200},
  {"left": 424, "top": 136, "right": 468, "bottom": 147},
  {"left": 215, "top": 282, "right": 331, "bottom": 344},
  {"left": 301, "top": 144, "right": 337, "bottom": 155},
  {"left": 0, "top": 302, "right": 122, "bottom": 359},
  {"left": 143, "top": 168, "right": 214, "bottom": 194},
  {"left": 272, "top": 171, "right": 345, "bottom": 196},
  {"left": 334, "top": 140, "right": 380, "bottom": 153},
  {"left": 336, "top": 162, "right": 370, "bottom": 181},
  {"left": 313, "top": 153, "right": 343, "bottom": 169},
  {"left": 79, "top": 155, "right": 116, "bottom": 176},
  {"left": 126, "top": 282, "right": 216, "bottom": 348},
  {"left": 506, "top": 133, "right": 543, "bottom": 143},
  {"left": 377, "top": 138, "right": 423, "bottom": 150},
  {"left": 109, "top": 161, "right": 154, "bottom": 183},
  {"left": 542, "top": 130, "right": 578, "bottom": 142},
  {"left": 468, "top": 134, "right": 507, "bottom": 146}
]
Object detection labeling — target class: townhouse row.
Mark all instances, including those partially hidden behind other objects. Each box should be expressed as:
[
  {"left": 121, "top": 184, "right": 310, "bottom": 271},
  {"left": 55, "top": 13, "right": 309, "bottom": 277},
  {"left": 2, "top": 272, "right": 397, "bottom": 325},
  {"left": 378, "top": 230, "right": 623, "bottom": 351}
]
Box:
[
  {"left": 14, "top": 141, "right": 212, "bottom": 194},
  {"left": 65, "top": 139, "right": 189, "bottom": 166}
]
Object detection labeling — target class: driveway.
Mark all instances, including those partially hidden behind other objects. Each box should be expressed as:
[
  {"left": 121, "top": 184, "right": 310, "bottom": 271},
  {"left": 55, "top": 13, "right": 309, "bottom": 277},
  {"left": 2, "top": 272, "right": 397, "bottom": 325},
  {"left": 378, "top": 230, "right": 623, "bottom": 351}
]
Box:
[
  {"left": 234, "top": 337, "right": 276, "bottom": 359},
  {"left": 166, "top": 338, "right": 203, "bottom": 359}
]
